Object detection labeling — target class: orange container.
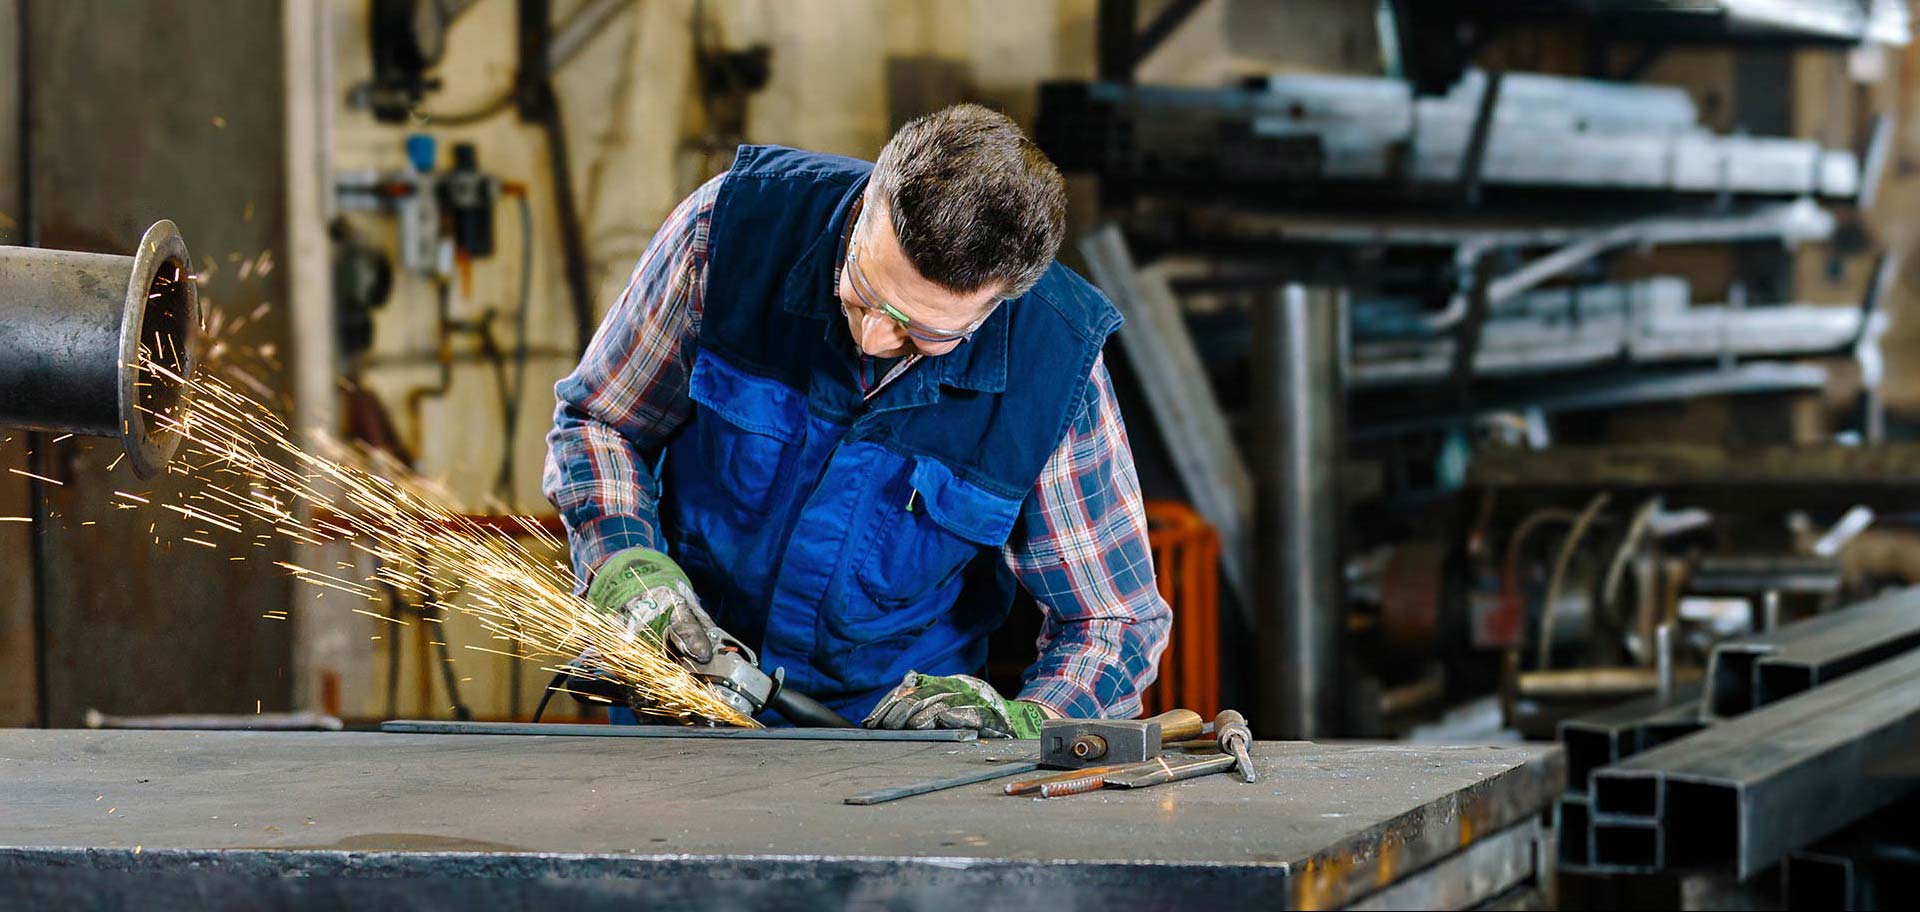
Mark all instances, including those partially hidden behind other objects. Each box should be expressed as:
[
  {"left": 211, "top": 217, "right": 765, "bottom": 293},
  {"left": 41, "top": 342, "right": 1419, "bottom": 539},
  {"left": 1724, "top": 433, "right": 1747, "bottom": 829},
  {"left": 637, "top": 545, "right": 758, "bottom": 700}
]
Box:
[{"left": 1142, "top": 500, "right": 1221, "bottom": 718}]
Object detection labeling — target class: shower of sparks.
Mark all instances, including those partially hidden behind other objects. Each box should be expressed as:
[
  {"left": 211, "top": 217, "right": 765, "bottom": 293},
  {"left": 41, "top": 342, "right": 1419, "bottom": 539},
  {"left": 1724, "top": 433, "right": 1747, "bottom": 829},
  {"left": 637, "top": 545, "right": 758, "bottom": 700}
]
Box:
[{"left": 133, "top": 349, "right": 754, "bottom": 728}]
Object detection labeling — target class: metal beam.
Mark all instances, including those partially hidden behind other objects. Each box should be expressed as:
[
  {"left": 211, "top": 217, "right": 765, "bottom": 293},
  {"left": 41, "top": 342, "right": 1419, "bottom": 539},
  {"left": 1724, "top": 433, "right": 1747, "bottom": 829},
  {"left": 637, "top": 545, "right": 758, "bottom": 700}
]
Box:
[
  {"left": 1079, "top": 225, "right": 1253, "bottom": 614},
  {"left": 1467, "top": 440, "right": 1920, "bottom": 513},
  {"left": 1703, "top": 586, "right": 1920, "bottom": 718},
  {"left": 1096, "top": 0, "right": 1136, "bottom": 82},
  {"left": 1133, "top": 0, "right": 1204, "bottom": 68},
  {"left": 1594, "top": 647, "right": 1920, "bottom": 879},
  {"left": 1559, "top": 683, "right": 1703, "bottom": 794},
  {"left": 1558, "top": 793, "right": 1592, "bottom": 868},
  {"left": 1782, "top": 794, "right": 1920, "bottom": 910},
  {"left": 379, "top": 720, "right": 978, "bottom": 741},
  {"left": 1590, "top": 814, "right": 1663, "bottom": 872},
  {"left": 1357, "top": 363, "right": 1828, "bottom": 441},
  {"left": 1095, "top": 0, "right": 1204, "bottom": 83}
]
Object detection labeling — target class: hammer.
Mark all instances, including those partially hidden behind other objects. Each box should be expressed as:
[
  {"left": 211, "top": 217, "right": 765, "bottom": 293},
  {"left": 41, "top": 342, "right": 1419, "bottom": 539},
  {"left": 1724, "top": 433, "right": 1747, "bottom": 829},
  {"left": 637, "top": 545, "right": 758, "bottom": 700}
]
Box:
[{"left": 1039, "top": 709, "right": 1205, "bottom": 770}]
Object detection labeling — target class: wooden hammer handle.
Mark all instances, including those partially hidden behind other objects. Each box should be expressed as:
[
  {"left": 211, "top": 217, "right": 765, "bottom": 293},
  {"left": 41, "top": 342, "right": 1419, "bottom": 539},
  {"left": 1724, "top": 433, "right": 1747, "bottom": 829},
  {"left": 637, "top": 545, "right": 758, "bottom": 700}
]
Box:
[{"left": 1145, "top": 709, "right": 1205, "bottom": 744}]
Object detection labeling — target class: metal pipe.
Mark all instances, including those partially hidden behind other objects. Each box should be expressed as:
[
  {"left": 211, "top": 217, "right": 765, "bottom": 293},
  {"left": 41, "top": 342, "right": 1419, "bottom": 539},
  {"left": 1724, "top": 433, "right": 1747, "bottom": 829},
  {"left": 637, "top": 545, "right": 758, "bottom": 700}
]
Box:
[
  {"left": 1649, "top": 619, "right": 1674, "bottom": 701},
  {"left": 0, "top": 220, "right": 197, "bottom": 478},
  {"left": 1253, "top": 285, "right": 1347, "bottom": 739},
  {"left": 1518, "top": 666, "right": 1702, "bottom": 700},
  {"left": 1377, "top": 663, "right": 1446, "bottom": 717}
]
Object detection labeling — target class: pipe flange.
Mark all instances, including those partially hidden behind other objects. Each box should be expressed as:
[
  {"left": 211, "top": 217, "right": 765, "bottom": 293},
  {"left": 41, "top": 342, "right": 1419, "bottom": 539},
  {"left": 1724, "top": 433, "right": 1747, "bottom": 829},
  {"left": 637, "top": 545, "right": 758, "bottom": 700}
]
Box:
[{"left": 118, "top": 220, "right": 198, "bottom": 478}]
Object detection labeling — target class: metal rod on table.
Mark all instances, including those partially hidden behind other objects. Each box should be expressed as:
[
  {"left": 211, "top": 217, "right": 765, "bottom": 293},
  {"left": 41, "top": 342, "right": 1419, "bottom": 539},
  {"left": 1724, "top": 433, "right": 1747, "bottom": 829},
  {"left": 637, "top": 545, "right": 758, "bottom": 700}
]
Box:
[
  {"left": 1102, "top": 754, "right": 1239, "bottom": 789},
  {"left": 381, "top": 720, "right": 976, "bottom": 741},
  {"left": 844, "top": 763, "right": 1042, "bottom": 806}
]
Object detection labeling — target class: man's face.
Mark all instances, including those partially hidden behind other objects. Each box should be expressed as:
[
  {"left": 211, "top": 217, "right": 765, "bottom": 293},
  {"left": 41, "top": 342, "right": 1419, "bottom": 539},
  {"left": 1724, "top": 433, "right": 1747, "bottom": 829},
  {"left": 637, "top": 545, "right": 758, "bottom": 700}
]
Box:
[{"left": 838, "top": 202, "right": 1003, "bottom": 359}]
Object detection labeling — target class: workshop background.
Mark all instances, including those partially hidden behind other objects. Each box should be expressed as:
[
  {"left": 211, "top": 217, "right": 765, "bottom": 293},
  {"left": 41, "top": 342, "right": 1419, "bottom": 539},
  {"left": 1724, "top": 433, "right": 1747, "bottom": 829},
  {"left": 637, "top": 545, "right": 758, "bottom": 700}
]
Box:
[{"left": 8, "top": 1, "right": 1920, "bottom": 907}]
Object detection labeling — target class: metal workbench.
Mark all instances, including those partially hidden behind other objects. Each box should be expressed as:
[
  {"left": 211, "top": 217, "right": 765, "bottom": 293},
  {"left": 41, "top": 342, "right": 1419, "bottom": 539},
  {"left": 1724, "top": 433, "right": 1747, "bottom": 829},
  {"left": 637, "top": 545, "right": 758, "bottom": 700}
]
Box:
[{"left": 0, "top": 730, "right": 1561, "bottom": 910}]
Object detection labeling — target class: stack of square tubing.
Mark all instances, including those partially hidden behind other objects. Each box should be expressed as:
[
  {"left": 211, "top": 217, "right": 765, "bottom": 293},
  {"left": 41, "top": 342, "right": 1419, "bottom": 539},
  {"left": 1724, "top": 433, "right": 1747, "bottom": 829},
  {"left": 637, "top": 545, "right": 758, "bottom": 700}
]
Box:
[{"left": 1561, "top": 586, "right": 1920, "bottom": 880}]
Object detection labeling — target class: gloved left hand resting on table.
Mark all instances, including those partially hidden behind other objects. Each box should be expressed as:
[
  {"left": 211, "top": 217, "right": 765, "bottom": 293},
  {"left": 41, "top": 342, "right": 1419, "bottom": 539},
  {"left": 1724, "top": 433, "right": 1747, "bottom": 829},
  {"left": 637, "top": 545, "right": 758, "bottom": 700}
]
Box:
[{"left": 862, "top": 672, "right": 1048, "bottom": 738}]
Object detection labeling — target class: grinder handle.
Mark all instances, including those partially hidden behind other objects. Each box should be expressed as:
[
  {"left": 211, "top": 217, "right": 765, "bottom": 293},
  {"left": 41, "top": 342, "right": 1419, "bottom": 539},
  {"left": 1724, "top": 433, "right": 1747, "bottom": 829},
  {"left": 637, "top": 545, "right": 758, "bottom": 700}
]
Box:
[{"left": 1146, "top": 709, "right": 1205, "bottom": 744}]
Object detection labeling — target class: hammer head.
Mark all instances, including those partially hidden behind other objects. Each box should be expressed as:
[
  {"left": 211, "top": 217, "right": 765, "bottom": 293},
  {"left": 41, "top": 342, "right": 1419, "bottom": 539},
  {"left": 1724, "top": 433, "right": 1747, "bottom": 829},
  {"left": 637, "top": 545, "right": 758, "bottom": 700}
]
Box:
[{"left": 1040, "top": 719, "right": 1161, "bottom": 769}]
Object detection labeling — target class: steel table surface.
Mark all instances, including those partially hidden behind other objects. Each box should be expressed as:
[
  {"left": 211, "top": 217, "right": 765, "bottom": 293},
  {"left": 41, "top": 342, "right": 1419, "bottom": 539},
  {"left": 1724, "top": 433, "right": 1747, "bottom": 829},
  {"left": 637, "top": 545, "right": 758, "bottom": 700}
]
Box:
[{"left": 0, "top": 729, "right": 1561, "bottom": 910}]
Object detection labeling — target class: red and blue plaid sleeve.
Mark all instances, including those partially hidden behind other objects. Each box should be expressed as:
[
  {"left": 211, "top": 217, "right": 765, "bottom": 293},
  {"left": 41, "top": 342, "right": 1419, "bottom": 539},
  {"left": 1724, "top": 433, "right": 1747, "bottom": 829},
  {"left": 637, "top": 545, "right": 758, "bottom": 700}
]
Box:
[
  {"left": 1009, "top": 353, "right": 1172, "bottom": 719},
  {"left": 543, "top": 176, "right": 721, "bottom": 586}
]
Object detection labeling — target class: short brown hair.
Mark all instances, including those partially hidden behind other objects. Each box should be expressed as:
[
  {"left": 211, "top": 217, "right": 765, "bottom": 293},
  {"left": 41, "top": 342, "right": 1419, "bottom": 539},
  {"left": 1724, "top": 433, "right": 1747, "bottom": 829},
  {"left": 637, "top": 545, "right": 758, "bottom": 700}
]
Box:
[{"left": 867, "top": 103, "right": 1066, "bottom": 300}]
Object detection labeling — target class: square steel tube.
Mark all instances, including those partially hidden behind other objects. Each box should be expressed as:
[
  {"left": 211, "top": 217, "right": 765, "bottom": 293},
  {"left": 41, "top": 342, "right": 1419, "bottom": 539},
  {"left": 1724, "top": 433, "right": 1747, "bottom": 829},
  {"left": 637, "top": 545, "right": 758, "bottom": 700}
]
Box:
[
  {"left": 1596, "top": 648, "right": 1920, "bottom": 879},
  {"left": 1704, "top": 587, "right": 1920, "bottom": 720}
]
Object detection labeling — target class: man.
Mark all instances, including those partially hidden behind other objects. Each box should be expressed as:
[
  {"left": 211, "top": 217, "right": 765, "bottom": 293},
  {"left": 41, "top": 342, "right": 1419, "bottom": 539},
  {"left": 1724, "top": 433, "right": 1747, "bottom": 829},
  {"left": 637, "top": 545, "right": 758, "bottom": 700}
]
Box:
[{"left": 544, "top": 104, "right": 1170, "bottom": 736}]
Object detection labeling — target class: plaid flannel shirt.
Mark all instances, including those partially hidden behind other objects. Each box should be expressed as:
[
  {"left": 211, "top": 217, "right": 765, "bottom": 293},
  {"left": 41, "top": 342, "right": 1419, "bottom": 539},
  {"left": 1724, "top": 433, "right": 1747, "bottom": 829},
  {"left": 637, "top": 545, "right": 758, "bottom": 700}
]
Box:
[{"left": 544, "top": 175, "right": 1170, "bottom": 719}]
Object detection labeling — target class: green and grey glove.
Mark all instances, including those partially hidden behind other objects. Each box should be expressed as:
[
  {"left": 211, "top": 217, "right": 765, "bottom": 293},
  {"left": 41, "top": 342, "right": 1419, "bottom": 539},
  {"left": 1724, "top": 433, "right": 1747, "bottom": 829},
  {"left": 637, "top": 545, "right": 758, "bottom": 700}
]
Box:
[
  {"left": 585, "top": 546, "right": 719, "bottom": 663},
  {"left": 862, "top": 672, "right": 1047, "bottom": 739}
]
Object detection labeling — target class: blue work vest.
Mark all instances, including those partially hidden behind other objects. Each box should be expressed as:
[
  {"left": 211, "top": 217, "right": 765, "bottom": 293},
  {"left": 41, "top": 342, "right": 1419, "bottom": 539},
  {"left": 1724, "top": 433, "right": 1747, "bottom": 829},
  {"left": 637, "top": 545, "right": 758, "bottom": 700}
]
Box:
[{"left": 660, "top": 145, "right": 1120, "bottom": 723}]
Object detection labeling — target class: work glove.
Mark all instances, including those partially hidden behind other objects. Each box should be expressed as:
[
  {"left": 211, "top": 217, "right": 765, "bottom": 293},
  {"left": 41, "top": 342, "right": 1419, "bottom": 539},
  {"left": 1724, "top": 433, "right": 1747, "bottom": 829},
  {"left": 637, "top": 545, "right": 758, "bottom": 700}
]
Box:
[
  {"left": 585, "top": 546, "right": 719, "bottom": 664},
  {"left": 863, "top": 672, "right": 1047, "bottom": 739}
]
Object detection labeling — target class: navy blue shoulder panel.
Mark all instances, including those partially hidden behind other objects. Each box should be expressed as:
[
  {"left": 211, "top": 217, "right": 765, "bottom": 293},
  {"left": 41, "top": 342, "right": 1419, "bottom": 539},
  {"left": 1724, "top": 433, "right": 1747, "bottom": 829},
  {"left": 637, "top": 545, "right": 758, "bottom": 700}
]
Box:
[
  {"left": 1025, "top": 262, "right": 1123, "bottom": 345},
  {"left": 700, "top": 145, "right": 869, "bottom": 385}
]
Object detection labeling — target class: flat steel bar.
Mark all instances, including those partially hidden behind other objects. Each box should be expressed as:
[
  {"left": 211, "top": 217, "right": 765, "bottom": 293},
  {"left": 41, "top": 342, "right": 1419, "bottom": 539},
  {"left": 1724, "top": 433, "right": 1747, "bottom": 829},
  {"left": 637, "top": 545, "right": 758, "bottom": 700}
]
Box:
[
  {"left": 843, "top": 762, "right": 1042, "bottom": 806},
  {"left": 380, "top": 720, "right": 978, "bottom": 742},
  {"left": 1595, "top": 647, "right": 1920, "bottom": 878}
]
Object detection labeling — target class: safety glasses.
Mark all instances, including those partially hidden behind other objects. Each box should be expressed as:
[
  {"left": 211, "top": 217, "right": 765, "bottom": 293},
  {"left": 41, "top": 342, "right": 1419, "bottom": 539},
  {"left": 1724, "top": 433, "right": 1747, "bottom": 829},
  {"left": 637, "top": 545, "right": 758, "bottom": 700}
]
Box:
[{"left": 842, "top": 243, "right": 993, "bottom": 348}]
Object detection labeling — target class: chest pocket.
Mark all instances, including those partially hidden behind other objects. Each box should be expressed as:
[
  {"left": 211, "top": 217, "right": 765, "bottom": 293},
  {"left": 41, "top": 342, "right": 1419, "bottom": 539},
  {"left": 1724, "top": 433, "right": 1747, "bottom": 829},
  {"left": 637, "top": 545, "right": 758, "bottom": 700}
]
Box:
[
  {"left": 854, "top": 457, "right": 1025, "bottom": 619},
  {"left": 687, "top": 353, "right": 807, "bottom": 519}
]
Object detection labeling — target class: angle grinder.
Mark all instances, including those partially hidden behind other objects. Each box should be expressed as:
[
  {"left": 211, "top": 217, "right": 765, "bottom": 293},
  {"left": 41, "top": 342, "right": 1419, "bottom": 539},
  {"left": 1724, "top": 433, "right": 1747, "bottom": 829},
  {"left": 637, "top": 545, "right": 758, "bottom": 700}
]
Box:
[
  {"left": 550, "top": 630, "right": 853, "bottom": 728},
  {"left": 682, "top": 629, "right": 853, "bottom": 727}
]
